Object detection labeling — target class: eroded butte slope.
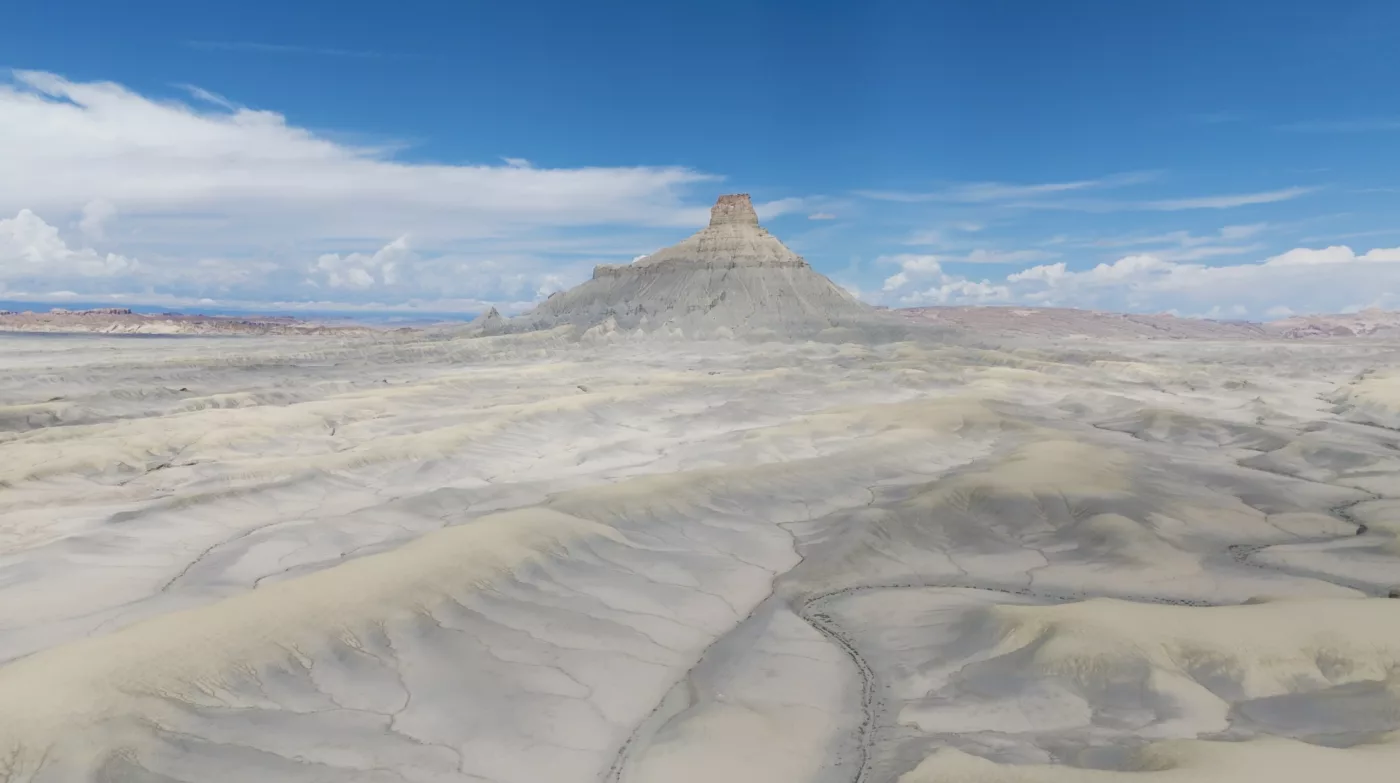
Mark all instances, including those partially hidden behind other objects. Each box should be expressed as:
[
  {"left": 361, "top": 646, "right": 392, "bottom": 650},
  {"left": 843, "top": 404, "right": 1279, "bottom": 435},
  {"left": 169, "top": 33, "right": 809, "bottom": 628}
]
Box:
[
  {"left": 1, "top": 329, "right": 1400, "bottom": 782},
  {"left": 509, "top": 194, "right": 880, "bottom": 338}
]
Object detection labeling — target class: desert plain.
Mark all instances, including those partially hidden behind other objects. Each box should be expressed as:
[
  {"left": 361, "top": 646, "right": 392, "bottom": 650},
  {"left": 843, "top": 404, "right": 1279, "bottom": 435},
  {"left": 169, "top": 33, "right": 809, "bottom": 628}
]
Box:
[{"left": 2, "top": 318, "right": 1400, "bottom": 783}]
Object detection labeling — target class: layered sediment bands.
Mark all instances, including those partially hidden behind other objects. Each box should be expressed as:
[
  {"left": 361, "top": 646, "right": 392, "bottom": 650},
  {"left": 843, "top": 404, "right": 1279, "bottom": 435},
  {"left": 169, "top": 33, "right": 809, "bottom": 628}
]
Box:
[
  {"left": 512, "top": 194, "right": 878, "bottom": 336},
  {"left": 3, "top": 326, "right": 1400, "bottom": 781}
]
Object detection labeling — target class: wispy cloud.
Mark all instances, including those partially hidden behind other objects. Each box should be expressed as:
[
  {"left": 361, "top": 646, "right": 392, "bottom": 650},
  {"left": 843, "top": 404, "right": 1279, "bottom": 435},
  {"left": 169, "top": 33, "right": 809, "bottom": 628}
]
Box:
[
  {"left": 175, "top": 84, "right": 238, "bottom": 110},
  {"left": 1008, "top": 186, "right": 1317, "bottom": 213},
  {"left": 1069, "top": 224, "right": 1270, "bottom": 262},
  {"left": 1091, "top": 224, "right": 1269, "bottom": 249},
  {"left": 961, "top": 249, "right": 1060, "bottom": 264},
  {"left": 862, "top": 171, "right": 1313, "bottom": 214},
  {"left": 903, "top": 222, "right": 987, "bottom": 247},
  {"left": 1300, "top": 227, "right": 1400, "bottom": 243},
  {"left": 876, "top": 248, "right": 1060, "bottom": 268},
  {"left": 1278, "top": 119, "right": 1400, "bottom": 133},
  {"left": 854, "top": 171, "right": 1158, "bottom": 204},
  {"left": 807, "top": 212, "right": 837, "bottom": 220},
  {"left": 1141, "top": 186, "right": 1317, "bottom": 211},
  {"left": 183, "top": 40, "right": 393, "bottom": 59}
]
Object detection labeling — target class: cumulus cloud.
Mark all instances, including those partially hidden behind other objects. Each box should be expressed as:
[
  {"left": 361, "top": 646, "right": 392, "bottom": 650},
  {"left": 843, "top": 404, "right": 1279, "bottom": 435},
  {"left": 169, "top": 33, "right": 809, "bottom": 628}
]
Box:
[
  {"left": 535, "top": 274, "right": 566, "bottom": 298},
  {"left": 877, "top": 254, "right": 1011, "bottom": 303},
  {"left": 876, "top": 243, "right": 1400, "bottom": 318},
  {"left": 0, "top": 209, "right": 136, "bottom": 280},
  {"left": 312, "top": 236, "right": 411, "bottom": 289},
  {"left": 877, "top": 247, "right": 1059, "bottom": 279}
]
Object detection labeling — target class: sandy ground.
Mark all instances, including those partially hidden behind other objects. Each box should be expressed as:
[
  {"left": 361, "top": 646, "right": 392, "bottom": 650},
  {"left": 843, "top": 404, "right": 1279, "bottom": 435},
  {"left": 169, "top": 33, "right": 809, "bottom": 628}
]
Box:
[{"left": 2, "top": 328, "right": 1400, "bottom": 781}]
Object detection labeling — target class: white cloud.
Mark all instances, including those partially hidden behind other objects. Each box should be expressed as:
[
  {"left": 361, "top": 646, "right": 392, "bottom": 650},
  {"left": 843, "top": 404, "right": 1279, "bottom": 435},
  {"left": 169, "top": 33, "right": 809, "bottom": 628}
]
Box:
[
  {"left": 882, "top": 247, "right": 1059, "bottom": 266},
  {"left": 535, "top": 274, "right": 566, "bottom": 298},
  {"left": 858, "top": 174, "right": 1311, "bottom": 214},
  {"left": 0, "top": 70, "right": 719, "bottom": 240},
  {"left": 0, "top": 70, "right": 759, "bottom": 308},
  {"left": 1219, "top": 223, "right": 1268, "bottom": 240},
  {"left": 963, "top": 248, "right": 1060, "bottom": 264},
  {"left": 808, "top": 212, "right": 837, "bottom": 221},
  {"left": 1082, "top": 224, "right": 1268, "bottom": 262},
  {"left": 1154, "top": 243, "right": 1267, "bottom": 262},
  {"left": 754, "top": 197, "right": 807, "bottom": 221},
  {"left": 0, "top": 209, "right": 137, "bottom": 280},
  {"left": 1093, "top": 224, "right": 1268, "bottom": 249},
  {"left": 79, "top": 198, "right": 117, "bottom": 239},
  {"left": 1263, "top": 246, "right": 1400, "bottom": 266},
  {"left": 903, "top": 222, "right": 986, "bottom": 247},
  {"left": 876, "top": 242, "right": 1400, "bottom": 318},
  {"left": 1004, "top": 187, "right": 1316, "bottom": 213},
  {"left": 1141, "top": 187, "right": 1317, "bottom": 211},
  {"left": 903, "top": 230, "right": 947, "bottom": 247},
  {"left": 878, "top": 254, "right": 1011, "bottom": 304},
  {"left": 882, "top": 271, "right": 909, "bottom": 292},
  {"left": 856, "top": 172, "right": 1154, "bottom": 204},
  {"left": 1006, "top": 262, "right": 1067, "bottom": 283},
  {"left": 311, "top": 235, "right": 410, "bottom": 289},
  {"left": 178, "top": 84, "right": 239, "bottom": 111}
]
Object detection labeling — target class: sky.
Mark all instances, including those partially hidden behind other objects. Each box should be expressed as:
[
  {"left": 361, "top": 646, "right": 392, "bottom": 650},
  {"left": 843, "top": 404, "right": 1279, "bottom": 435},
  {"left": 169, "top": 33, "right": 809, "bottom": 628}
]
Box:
[{"left": 2, "top": 0, "right": 1400, "bottom": 319}]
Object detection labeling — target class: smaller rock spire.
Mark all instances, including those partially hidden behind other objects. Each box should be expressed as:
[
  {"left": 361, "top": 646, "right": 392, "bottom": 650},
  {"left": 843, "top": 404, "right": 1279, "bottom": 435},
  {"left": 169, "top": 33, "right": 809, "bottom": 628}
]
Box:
[{"left": 708, "top": 194, "right": 760, "bottom": 228}]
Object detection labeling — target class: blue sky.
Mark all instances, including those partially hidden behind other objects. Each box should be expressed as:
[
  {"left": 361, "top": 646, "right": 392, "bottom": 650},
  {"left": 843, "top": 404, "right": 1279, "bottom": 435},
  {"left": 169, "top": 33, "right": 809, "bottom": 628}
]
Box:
[{"left": 2, "top": 0, "right": 1399, "bottom": 318}]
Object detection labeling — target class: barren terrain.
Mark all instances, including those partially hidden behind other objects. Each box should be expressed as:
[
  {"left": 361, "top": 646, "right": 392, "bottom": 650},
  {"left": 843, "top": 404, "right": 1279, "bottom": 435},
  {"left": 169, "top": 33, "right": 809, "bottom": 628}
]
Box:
[
  {"left": 2, "top": 323, "right": 1399, "bottom": 782},
  {"left": 0, "top": 308, "right": 372, "bottom": 336}
]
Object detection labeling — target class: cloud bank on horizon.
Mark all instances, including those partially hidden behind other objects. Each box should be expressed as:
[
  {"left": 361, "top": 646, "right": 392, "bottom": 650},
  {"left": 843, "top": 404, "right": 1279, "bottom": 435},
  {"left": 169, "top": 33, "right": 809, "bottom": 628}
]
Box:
[{"left": 2, "top": 69, "right": 1398, "bottom": 319}]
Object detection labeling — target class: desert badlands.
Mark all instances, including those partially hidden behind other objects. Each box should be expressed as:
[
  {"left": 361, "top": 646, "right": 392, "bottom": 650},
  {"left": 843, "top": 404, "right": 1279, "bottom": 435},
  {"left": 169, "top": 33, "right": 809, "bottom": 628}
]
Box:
[{"left": 2, "top": 195, "right": 1400, "bottom": 783}]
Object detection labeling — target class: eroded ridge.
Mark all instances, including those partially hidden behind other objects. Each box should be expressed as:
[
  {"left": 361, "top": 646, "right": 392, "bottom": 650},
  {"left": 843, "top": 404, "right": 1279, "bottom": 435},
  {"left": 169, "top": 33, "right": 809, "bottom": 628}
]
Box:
[{"left": 1, "top": 330, "right": 1400, "bottom": 781}]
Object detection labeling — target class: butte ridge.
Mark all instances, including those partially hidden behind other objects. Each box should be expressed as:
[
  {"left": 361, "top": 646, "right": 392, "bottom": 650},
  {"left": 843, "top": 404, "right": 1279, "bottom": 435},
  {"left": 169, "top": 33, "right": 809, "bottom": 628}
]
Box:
[{"left": 506, "top": 194, "right": 878, "bottom": 338}]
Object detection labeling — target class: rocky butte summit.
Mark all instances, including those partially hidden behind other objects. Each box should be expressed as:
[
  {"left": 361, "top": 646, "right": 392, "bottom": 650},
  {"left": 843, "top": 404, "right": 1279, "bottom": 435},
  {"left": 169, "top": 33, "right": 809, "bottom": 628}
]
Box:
[{"left": 502, "top": 194, "right": 883, "bottom": 339}]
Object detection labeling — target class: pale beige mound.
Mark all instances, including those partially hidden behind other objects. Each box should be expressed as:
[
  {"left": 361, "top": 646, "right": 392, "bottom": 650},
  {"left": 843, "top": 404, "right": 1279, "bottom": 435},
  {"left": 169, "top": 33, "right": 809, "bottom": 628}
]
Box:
[
  {"left": 1332, "top": 370, "right": 1400, "bottom": 428},
  {"left": 917, "top": 440, "right": 1132, "bottom": 504},
  {"left": 980, "top": 597, "right": 1400, "bottom": 695},
  {"left": 0, "top": 508, "right": 618, "bottom": 750},
  {"left": 900, "top": 737, "right": 1400, "bottom": 782}
]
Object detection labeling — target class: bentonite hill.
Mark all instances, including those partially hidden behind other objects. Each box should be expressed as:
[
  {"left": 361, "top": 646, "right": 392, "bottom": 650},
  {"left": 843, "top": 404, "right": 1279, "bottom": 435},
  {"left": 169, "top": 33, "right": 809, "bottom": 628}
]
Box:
[{"left": 506, "top": 194, "right": 880, "bottom": 338}]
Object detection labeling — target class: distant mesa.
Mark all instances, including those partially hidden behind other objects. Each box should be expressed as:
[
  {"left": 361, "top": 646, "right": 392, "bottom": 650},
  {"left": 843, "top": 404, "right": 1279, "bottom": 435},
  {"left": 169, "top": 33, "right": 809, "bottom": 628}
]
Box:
[
  {"left": 48, "top": 307, "right": 134, "bottom": 316},
  {"left": 0, "top": 307, "right": 369, "bottom": 336},
  {"left": 1267, "top": 308, "right": 1400, "bottom": 339},
  {"left": 508, "top": 193, "right": 879, "bottom": 338}
]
